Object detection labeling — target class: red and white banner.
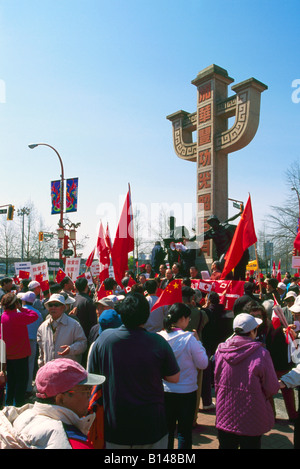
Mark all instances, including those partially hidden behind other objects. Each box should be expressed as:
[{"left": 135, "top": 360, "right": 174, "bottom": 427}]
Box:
[{"left": 191, "top": 279, "right": 245, "bottom": 311}]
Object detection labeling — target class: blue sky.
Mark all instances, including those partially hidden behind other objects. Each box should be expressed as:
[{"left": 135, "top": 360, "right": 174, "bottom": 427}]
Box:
[{"left": 0, "top": 0, "right": 299, "bottom": 258}]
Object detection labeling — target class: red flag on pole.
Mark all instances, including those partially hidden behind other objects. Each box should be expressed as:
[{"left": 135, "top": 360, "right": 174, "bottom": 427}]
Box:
[
  {"left": 97, "top": 221, "right": 110, "bottom": 282},
  {"left": 221, "top": 195, "right": 257, "bottom": 279},
  {"left": 56, "top": 268, "right": 66, "bottom": 283},
  {"left": 151, "top": 279, "right": 182, "bottom": 312},
  {"left": 86, "top": 247, "right": 95, "bottom": 268},
  {"left": 111, "top": 185, "right": 134, "bottom": 286},
  {"left": 105, "top": 223, "right": 113, "bottom": 256},
  {"left": 277, "top": 259, "right": 281, "bottom": 282}
]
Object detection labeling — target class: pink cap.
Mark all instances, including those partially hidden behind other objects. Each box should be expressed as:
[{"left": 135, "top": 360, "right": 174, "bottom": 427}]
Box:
[{"left": 35, "top": 358, "right": 105, "bottom": 398}]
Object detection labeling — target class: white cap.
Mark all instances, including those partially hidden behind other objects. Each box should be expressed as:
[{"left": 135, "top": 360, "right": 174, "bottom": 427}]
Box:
[
  {"left": 278, "top": 282, "right": 287, "bottom": 291},
  {"left": 44, "top": 294, "right": 66, "bottom": 308},
  {"left": 28, "top": 281, "right": 40, "bottom": 290},
  {"left": 233, "top": 313, "right": 262, "bottom": 334}
]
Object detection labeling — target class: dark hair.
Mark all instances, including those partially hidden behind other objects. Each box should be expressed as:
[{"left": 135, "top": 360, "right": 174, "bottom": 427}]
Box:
[
  {"left": 50, "top": 283, "right": 63, "bottom": 294},
  {"left": 75, "top": 277, "right": 88, "bottom": 292},
  {"left": 207, "top": 291, "right": 220, "bottom": 305},
  {"left": 145, "top": 280, "right": 157, "bottom": 294},
  {"left": 60, "top": 277, "right": 72, "bottom": 288},
  {"left": 182, "top": 277, "right": 191, "bottom": 287},
  {"left": 103, "top": 278, "right": 117, "bottom": 290},
  {"left": 163, "top": 303, "right": 191, "bottom": 332},
  {"left": 243, "top": 300, "right": 267, "bottom": 322},
  {"left": 117, "top": 292, "right": 149, "bottom": 328},
  {"left": 0, "top": 277, "right": 13, "bottom": 287}
]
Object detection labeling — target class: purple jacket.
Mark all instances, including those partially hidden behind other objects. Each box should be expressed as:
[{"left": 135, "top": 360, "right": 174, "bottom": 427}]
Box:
[{"left": 214, "top": 335, "right": 279, "bottom": 436}]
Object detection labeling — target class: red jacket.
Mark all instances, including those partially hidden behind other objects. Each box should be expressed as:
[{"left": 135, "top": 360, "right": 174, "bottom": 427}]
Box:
[{"left": 0, "top": 308, "right": 39, "bottom": 359}]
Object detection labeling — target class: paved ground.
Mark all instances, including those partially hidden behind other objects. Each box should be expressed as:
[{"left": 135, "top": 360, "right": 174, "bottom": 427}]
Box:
[{"left": 188, "top": 390, "right": 296, "bottom": 450}]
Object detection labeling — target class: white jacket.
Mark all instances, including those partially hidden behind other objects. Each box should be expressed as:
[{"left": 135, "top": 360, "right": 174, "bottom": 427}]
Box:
[
  {"left": 37, "top": 314, "right": 87, "bottom": 367},
  {"left": 0, "top": 402, "right": 95, "bottom": 449},
  {"left": 158, "top": 329, "right": 208, "bottom": 393}
]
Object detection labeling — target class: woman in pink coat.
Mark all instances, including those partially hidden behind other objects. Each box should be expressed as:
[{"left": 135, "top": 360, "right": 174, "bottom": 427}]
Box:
[
  {"left": 214, "top": 313, "right": 280, "bottom": 449},
  {"left": 0, "top": 293, "right": 38, "bottom": 407}
]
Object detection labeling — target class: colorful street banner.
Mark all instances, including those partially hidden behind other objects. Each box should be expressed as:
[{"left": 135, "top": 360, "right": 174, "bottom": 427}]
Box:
[
  {"left": 51, "top": 180, "right": 61, "bottom": 215},
  {"left": 66, "top": 178, "right": 78, "bottom": 213}
]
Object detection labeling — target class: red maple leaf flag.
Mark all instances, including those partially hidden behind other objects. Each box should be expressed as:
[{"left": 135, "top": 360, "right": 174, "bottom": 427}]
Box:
[
  {"left": 151, "top": 279, "right": 182, "bottom": 312},
  {"left": 86, "top": 247, "right": 95, "bottom": 268},
  {"left": 277, "top": 259, "right": 281, "bottom": 282},
  {"left": 111, "top": 185, "right": 134, "bottom": 286},
  {"left": 221, "top": 195, "right": 257, "bottom": 279}
]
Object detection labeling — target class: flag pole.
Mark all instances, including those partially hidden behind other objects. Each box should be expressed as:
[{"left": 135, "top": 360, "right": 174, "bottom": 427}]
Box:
[{"left": 254, "top": 243, "right": 262, "bottom": 299}]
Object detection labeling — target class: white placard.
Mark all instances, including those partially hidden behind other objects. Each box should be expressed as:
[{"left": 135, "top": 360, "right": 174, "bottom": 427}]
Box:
[{"left": 65, "top": 258, "right": 81, "bottom": 281}]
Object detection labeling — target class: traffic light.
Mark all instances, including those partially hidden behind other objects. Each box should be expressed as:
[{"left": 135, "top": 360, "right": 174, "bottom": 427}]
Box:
[
  {"left": 7, "top": 205, "right": 14, "bottom": 220},
  {"left": 39, "top": 231, "right": 44, "bottom": 242}
]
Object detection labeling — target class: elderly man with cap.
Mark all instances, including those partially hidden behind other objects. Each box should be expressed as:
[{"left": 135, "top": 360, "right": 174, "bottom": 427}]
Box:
[
  {"left": 37, "top": 294, "right": 87, "bottom": 367},
  {"left": 214, "top": 313, "right": 279, "bottom": 449},
  {"left": 0, "top": 358, "right": 105, "bottom": 449}
]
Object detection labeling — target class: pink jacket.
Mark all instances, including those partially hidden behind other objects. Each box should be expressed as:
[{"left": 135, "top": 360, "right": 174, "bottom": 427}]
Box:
[
  {"left": 0, "top": 308, "right": 39, "bottom": 359},
  {"left": 214, "top": 335, "right": 279, "bottom": 436}
]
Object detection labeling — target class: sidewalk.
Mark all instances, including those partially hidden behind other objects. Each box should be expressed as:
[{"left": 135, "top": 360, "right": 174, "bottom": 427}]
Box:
[{"left": 189, "top": 392, "right": 295, "bottom": 450}]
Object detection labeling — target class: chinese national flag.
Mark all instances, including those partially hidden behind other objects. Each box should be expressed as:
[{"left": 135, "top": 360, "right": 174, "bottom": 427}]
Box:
[
  {"left": 19, "top": 270, "right": 30, "bottom": 280},
  {"left": 294, "top": 231, "right": 300, "bottom": 251},
  {"left": 111, "top": 186, "right": 134, "bottom": 286},
  {"left": 56, "top": 268, "right": 66, "bottom": 283},
  {"left": 97, "top": 282, "right": 113, "bottom": 300},
  {"left": 151, "top": 279, "right": 182, "bottom": 312},
  {"left": 221, "top": 195, "right": 257, "bottom": 279},
  {"left": 35, "top": 273, "right": 44, "bottom": 283}
]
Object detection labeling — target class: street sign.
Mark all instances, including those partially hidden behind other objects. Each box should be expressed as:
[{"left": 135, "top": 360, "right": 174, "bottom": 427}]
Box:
[
  {"left": 63, "top": 249, "right": 74, "bottom": 257},
  {"left": 0, "top": 209, "right": 7, "bottom": 214}
]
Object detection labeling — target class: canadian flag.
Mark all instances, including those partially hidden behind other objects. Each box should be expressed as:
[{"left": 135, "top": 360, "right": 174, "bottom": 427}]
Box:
[
  {"left": 271, "top": 309, "right": 281, "bottom": 329},
  {"left": 277, "top": 259, "right": 281, "bottom": 282},
  {"left": 272, "top": 261, "right": 276, "bottom": 278}
]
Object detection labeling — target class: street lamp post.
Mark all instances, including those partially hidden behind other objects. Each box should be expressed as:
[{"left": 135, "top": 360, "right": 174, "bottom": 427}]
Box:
[
  {"left": 17, "top": 207, "right": 31, "bottom": 261},
  {"left": 28, "top": 143, "right": 65, "bottom": 259}
]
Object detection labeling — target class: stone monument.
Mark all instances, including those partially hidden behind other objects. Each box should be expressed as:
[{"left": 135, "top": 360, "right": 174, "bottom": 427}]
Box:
[{"left": 166, "top": 64, "right": 267, "bottom": 267}]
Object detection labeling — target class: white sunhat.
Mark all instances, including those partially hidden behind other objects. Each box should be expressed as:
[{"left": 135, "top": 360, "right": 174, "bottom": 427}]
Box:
[
  {"left": 44, "top": 293, "right": 66, "bottom": 309},
  {"left": 233, "top": 313, "right": 262, "bottom": 334}
]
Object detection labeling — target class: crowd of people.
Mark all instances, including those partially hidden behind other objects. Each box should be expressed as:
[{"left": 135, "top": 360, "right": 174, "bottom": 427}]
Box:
[{"left": 0, "top": 258, "right": 300, "bottom": 450}]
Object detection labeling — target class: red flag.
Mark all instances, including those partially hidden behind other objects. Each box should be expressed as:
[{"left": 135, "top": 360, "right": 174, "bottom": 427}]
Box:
[
  {"left": 221, "top": 195, "right": 257, "bottom": 279},
  {"left": 271, "top": 309, "right": 281, "bottom": 329},
  {"left": 97, "top": 221, "right": 110, "bottom": 282},
  {"left": 56, "top": 268, "right": 66, "bottom": 283},
  {"left": 105, "top": 223, "right": 113, "bottom": 255},
  {"left": 19, "top": 270, "right": 30, "bottom": 280},
  {"left": 111, "top": 186, "right": 134, "bottom": 286},
  {"left": 86, "top": 247, "right": 95, "bottom": 268},
  {"left": 294, "top": 231, "right": 300, "bottom": 251},
  {"left": 151, "top": 279, "right": 182, "bottom": 312},
  {"left": 272, "top": 261, "right": 276, "bottom": 278},
  {"left": 35, "top": 273, "right": 44, "bottom": 284},
  {"left": 277, "top": 259, "right": 281, "bottom": 282}
]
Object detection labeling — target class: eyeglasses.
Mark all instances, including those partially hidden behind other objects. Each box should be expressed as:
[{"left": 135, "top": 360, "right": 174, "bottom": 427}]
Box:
[{"left": 48, "top": 302, "right": 63, "bottom": 307}]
